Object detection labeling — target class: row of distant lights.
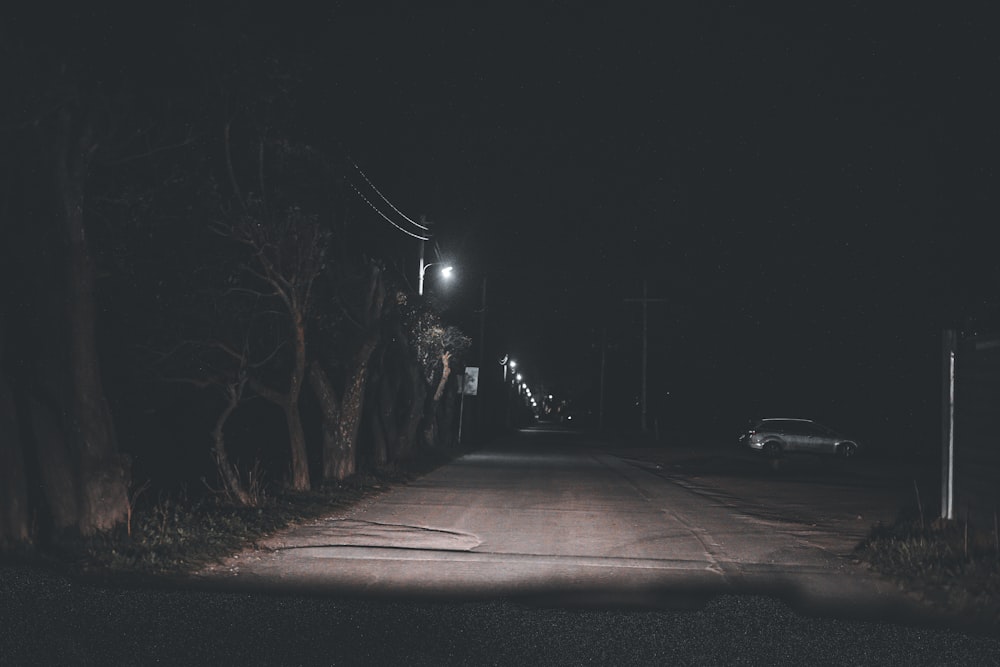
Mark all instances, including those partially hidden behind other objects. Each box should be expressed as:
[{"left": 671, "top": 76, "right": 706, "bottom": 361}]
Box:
[{"left": 507, "top": 359, "right": 553, "bottom": 412}]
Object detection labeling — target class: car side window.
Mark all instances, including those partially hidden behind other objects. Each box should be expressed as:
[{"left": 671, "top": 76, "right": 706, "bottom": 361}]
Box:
[
  {"left": 776, "top": 421, "right": 804, "bottom": 434},
  {"left": 770, "top": 420, "right": 800, "bottom": 434}
]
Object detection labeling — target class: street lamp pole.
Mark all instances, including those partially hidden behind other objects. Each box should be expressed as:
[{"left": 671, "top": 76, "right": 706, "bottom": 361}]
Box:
[
  {"left": 418, "top": 237, "right": 427, "bottom": 295},
  {"left": 418, "top": 259, "right": 453, "bottom": 296},
  {"left": 417, "top": 214, "right": 435, "bottom": 296}
]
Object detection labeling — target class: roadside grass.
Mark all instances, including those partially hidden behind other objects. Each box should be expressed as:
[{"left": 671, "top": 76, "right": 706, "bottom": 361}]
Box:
[
  {"left": 857, "top": 508, "right": 1000, "bottom": 625},
  {"left": 44, "top": 451, "right": 458, "bottom": 579}
]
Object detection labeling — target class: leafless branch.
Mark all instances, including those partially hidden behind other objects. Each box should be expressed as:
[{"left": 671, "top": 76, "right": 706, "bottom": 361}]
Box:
[
  {"left": 224, "top": 121, "right": 246, "bottom": 211},
  {"left": 159, "top": 374, "right": 229, "bottom": 389},
  {"left": 258, "top": 136, "right": 266, "bottom": 208},
  {"left": 204, "top": 339, "right": 246, "bottom": 362},
  {"left": 222, "top": 285, "right": 281, "bottom": 299},
  {"left": 338, "top": 301, "right": 364, "bottom": 331},
  {"left": 251, "top": 309, "right": 288, "bottom": 320},
  {"left": 209, "top": 219, "right": 233, "bottom": 238},
  {"left": 248, "top": 339, "right": 288, "bottom": 370},
  {"left": 141, "top": 339, "right": 217, "bottom": 366},
  {"left": 102, "top": 134, "right": 197, "bottom": 166},
  {"left": 248, "top": 377, "right": 284, "bottom": 405}
]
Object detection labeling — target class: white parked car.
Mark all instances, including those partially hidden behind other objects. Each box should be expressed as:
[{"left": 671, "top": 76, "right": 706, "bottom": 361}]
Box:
[{"left": 739, "top": 418, "right": 860, "bottom": 459}]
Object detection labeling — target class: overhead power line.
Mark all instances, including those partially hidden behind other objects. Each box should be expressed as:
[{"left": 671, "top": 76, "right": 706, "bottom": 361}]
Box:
[
  {"left": 347, "top": 179, "right": 430, "bottom": 241},
  {"left": 348, "top": 158, "right": 430, "bottom": 234}
]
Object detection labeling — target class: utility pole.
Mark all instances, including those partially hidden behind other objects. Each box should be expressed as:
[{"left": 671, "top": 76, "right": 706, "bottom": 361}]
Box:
[
  {"left": 417, "top": 215, "right": 429, "bottom": 295},
  {"left": 599, "top": 326, "right": 607, "bottom": 431},
  {"left": 476, "top": 275, "right": 488, "bottom": 438},
  {"left": 625, "top": 280, "right": 666, "bottom": 433}
]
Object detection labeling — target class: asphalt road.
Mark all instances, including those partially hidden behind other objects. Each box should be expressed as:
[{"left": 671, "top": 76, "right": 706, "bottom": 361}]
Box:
[
  {"left": 4, "top": 427, "right": 1000, "bottom": 665},
  {"left": 197, "top": 427, "right": 935, "bottom": 623}
]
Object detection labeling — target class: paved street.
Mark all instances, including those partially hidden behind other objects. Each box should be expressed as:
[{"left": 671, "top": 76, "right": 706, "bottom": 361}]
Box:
[
  {"left": 6, "top": 427, "right": 1000, "bottom": 665},
  {"left": 198, "top": 427, "right": 938, "bottom": 626}
]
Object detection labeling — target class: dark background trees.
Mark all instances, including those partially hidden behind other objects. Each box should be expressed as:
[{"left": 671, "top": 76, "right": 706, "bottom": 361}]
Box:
[{"left": 0, "top": 9, "right": 475, "bottom": 548}]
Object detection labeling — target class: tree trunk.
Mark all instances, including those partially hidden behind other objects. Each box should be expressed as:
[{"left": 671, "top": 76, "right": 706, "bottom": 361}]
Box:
[
  {"left": 252, "top": 306, "right": 312, "bottom": 491},
  {"left": 375, "top": 375, "right": 399, "bottom": 468},
  {"left": 286, "top": 308, "right": 310, "bottom": 491},
  {"left": 369, "top": 343, "right": 404, "bottom": 469},
  {"left": 433, "top": 353, "right": 452, "bottom": 403},
  {"left": 307, "top": 359, "right": 341, "bottom": 483},
  {"left": 369, "top": 400, "right": 388, "bottom": 469},
  {"left": 28, "top": 391, "right": 80, "bottom": 532},
  {"left": 423, "top": 353, "right": 452, "bottom": 448},
  {"left": 0, "top": 368, "right": 30, "bottom": 548},
  {"left": 0, "top": 163, "right": 29, "bottom": 549},
  {"left": 326, "top": 336, "right": 378, "bottom": 481},
  {"left": 396, "top": 361, "right": 426, "bottom": 462},
  {"left": 313, "top": 263, "right": 385, "bottom": 482},
  {"left": 54, "top": 107, "right": 129, "bottom": 535},
  {"left": 285, "top": 399, "right": 309, "bottom": 490},
  {"left": 367, "top": 349, "right": 390, "bottom": 468},
  {"left": 210, "top": 381, "right": 253, "bottom": 506},
  {"left": 441, "top": 383, "right": 457, "bottom": 450}
]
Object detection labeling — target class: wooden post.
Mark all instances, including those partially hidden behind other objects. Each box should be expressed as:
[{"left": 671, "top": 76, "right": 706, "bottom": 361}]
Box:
[{"left": 625, "top": 280, "right": 666, "bottom": 432}]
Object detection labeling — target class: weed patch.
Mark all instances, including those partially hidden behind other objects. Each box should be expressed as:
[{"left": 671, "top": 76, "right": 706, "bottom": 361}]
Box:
[
  {"left": 47, "top": 465, "right": 435, "bottom": 578},
  {"left": 858, "top": 512, "right": 1000, "bottom": 626}
]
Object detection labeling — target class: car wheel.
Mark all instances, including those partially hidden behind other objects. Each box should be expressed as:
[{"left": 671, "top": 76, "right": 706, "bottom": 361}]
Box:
[
  {"left": 763, "top": 442, "right": 781, "bottom": 459},
  {"left": 837, "top": 442, "right": 857, "bottom": 459}
]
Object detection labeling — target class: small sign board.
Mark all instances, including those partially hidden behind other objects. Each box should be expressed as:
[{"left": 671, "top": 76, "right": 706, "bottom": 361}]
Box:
[{"left": 462, "top": 367, "right": 479, "bottom": 395}]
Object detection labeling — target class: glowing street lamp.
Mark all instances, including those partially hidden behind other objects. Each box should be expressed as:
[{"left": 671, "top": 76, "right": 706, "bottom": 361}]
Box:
[{"left": 418, "top": 262, "right": 453, "bottom": 295}]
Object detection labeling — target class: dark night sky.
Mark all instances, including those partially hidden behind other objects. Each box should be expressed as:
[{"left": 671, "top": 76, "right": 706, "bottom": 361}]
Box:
[
  {"left": 10, "top": 2, "right": 999, "bottom": 446},
  {"left": 313, "top": 2, "right": 999, "bottom": 444}
]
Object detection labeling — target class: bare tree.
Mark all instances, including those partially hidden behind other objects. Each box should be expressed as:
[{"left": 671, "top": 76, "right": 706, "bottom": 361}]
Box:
[
  {"left": 367, "top": 297, "right": 470, "bottom": 462},
  {"left": 212, "top": 122, "right": 332, "bottom": 492},
  {"left": 54, "top": 99, "right": 132, "bottom": 533},
  {"left": 0, "top": 82, "right": 136, "bottom": 539},
  {"left": 423, "top": 351, "right": 454, "bottom": 448},
  {"left": 214, "top": 199, "right": 328, "bottom": 491},
  {"left": 209, "top": 373, "right": 254, "bottom": 505},
  {"left": 0, "top": 118, "right": 30, "bottom": 547},
  {"left": 364, "top": 304, "right": 428, "bottom": 467},
  {"left": 0, "top": 324, "right": 30, "bottom": 548},
  {"left": 308, "top": 261, "right": 386, "bottom": 482},
  {"left": 151, "top": 336, "right": 268, "bottom": 507}
]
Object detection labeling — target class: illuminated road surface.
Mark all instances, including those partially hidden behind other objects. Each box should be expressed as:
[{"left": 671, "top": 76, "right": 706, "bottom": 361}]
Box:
[{"left": 199, "top": 428, "right": 932, "bottom": 621}]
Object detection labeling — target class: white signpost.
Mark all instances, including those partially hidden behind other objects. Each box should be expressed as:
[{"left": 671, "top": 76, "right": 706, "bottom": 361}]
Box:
[
  {"left": 458, "top": 367, "right": 479, "bottom": 444},
  {"left": 463, "top": 367, "right": 479, "bottom": 396}
]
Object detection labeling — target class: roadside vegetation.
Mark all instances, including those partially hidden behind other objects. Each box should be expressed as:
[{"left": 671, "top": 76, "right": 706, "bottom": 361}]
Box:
[
  {"left": 22, "top": 451, "right": 457, "bottom": 579},
  {"left": 858, "top": 507, "right": 1000, "bottom": 627}
]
